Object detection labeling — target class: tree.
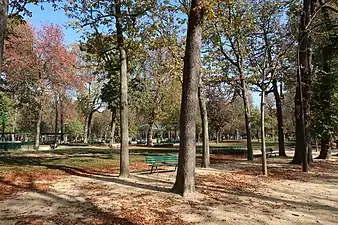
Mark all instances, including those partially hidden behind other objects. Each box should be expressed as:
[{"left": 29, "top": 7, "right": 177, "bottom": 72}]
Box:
[
  {"left": 293, "top": 0, "right": 316, "bottom": 170},
  {"left": 172, "top": 0, "right": 204, "bottom": 197},
  {"left": 65, "top": 0, "right": 157, "bottom": 178},
  {"left": 198, "top": 77, "right": 209, "bottom": 167},
  {"left": 0, "top": 0, "right": 7, "bottom": 70},
  {"left": 205, "top": 0, "right": 255, "bottom": 161},
  {"left": 3, "top": 23, "right": 43, "bottom": 148},
  {"left": 207, "top": 96, "right": 232, "bottom": 143},
  {"left": 249, "top": 0, "right": 292, "bottom": 157},
  {"left": 65, "top": 119, "right": 83, "bottom": 142},
  {"left": 311, "top": 1, "right": 338, "bottom": 159}
]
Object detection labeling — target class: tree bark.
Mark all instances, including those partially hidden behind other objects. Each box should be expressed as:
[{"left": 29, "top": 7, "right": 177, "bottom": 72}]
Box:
[
  {"left": 87, "top": 110, "right": 93, "bottom": 143},
  {"left": 198, "top": 77, "right": 210, "bottom": 168},
  {"left": 240, "top": 76, "right": 254, "bottom": 161},
  {"left": 0, "top": 0, "right": 7, "bottom": 70},
  {"left": 34, "top": 106, "right": 42, "bottom": 150},
  {"left": 83, "top": 114, "right": 89, "bottom": 144},
  {"left": 272, "top": 78, "right": 286, "bottom": 156},
  {"left": 147, "top": 122, "right": 153, "bottom": 146},
  {"left": 317, "top": 133, "right": 332, "bottom": 159},
  {"left": 172, "top": 0, "right": 204, "bottom": 197},
  {"left": 261, "top": 91, "right": 268, "bottom": 175},
  {"left": 115, "top": 0, "right": 130, "bottom": 178},
  {"left": 11, "top": 103, "right": 18, "bottom": 141},
  {"left": 293, "top": 0, "right": 315, "bottom": 171},
  {"left": 54, "top": 96, "right": 58, "bottom": 143},
  {"left": 110, "top": 108, "right": 117, "bottom": 147},
  {"left": 60, "top": 97, "right": 64, "bottom": 142}
]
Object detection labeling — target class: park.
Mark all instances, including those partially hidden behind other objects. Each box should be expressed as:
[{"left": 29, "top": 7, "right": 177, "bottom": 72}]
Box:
[{"left": 0, "top": 0, "right": 338, "bottom": 224}]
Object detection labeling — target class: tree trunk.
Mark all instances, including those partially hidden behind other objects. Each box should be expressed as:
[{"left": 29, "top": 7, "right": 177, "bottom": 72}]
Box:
[
  {"left": 240, "top": 77, "right": 254, "bottom": 161},
  {"left": 315, "top": 6, "right": 334, "bottom": 161},
  {"left": 272, "top": 78, "right": 286, "bottom": 156},
  {"left": 34, "top": 106, "right": 42, "bottom": 150},
  {"left": 293, "top": 0, "right": 314, "bottom": 171},
  {"left": 110, "top": 108, "right": 117, "bottom": 147},
  {"left": 60, "top": 97, "right": 64, "bottom": 142},
  {"left": 317, "top": 133, "right": 332, "bottom": 159},
  {"left": 198, "top": 77, "right": 210, "bottom": 168},
  {"left": 261, "top": 92, "right": 267, "bottom": 175},
  {"left": 172, "top": 0, "right": 204, "bottom": 197},
  {"left": 147, "top": 122, "right": 153, "bottom": 146},
  {"left": 216, "top": 131, "right": 219, "bottom": 144},
  {"left": 0, "top": 0, "right": 7, "bottom": 69},
  {"left": 11, "top": 104, "right": 18, "bottom": 141},
  {"left": 54, "top": 96, "right": 58, "bottom": 143},
  {"left": 86, "top": 111, "right": 94, "bottom": 143},
  {"left": 115, "top": 0, "right": 130, "bottom": 178},
  {"left": 83, "top": 115, "right": 89, "bottom": 144},
  {"left": 292, "top": 90, "right": 304, "bottom": 164}
]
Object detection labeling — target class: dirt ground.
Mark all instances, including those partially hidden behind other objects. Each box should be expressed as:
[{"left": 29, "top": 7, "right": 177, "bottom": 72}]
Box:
[{"left": 0, "top": 151, "right": 338, "bottom": 225}]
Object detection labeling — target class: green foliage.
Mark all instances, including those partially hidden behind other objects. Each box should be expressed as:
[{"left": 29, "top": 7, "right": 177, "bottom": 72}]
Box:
[
  {"left": 64, "top": 119, "right": 83, "bottom": 139},
  {"left": 311, "top": 55, "right": 338, "bottom": 138},
  {"left": 0, "top": 93, "right": 14, "bottom": 131}
]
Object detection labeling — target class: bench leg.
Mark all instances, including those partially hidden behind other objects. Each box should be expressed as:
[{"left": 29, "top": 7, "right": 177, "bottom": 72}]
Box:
[
  {"left": 151, "top": 166, "right": 153, "bottom": 174},
  {"left": 175, "top": 165, "right": 177, "bottom": 171}
]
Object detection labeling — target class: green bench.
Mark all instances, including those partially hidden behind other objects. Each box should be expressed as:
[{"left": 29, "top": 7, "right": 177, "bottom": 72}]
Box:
[
  {"left": 145, "top": 155, "right": 178, "bottom": 173},
  {"left": 0, "top": 141, "right": 22, "bottom": 150}
]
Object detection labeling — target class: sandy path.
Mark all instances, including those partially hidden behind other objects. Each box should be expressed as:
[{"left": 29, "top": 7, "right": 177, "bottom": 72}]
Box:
[{"left": 0, "top": 157, "right": 338, "bottom": 225}]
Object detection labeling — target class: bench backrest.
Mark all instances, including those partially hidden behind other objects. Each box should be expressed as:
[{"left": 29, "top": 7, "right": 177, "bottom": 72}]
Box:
[{"left": 145, "top": 155, "right": 178, "bottom": 164}]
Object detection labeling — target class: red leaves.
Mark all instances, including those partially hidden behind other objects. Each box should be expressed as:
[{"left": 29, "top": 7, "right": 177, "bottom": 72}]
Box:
[{"left": 4, "top": 23, "right": 82, "bottom": 95}]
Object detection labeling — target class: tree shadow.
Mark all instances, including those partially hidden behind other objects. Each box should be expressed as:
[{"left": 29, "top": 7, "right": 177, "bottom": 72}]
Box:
[
  {"left": 41, "top": 164, "right": 171, "bottom": 193},
  {"left": 196, "top": 182, "right": 338, "bottom": 213},
  {"left": 0, "top": 155, "right": 173, "bottom": 193},
  {"left": 0, "top": 177, "right": 137, "bottom": 225}
]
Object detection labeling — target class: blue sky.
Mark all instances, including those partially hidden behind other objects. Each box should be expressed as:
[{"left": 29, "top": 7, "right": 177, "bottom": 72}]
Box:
[
  {"left": 25, "top": 4, "right": 82, "bottom": 45},
  {"left": 25, "top": 4, "right": 261, "bottom": 107}
]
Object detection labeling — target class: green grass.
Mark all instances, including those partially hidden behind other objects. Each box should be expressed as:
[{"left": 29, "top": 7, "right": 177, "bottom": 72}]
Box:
[{"left": 0, "top": 141, "right": 296, "bottom": 176}]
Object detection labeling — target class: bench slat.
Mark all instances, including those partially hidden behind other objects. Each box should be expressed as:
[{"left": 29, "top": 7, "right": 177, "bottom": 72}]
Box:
[{"left": 145, "top": 155, "right": 178, "bottom": 173}]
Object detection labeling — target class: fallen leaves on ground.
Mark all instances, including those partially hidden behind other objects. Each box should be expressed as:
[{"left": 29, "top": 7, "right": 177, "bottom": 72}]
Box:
[{"left": 0, "top": 167, "right": 66, "bottom": 201}]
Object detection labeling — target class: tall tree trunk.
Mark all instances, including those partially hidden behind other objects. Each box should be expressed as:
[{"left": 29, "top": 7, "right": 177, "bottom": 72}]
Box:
[
  {"left": 261, "top": 91, "right": 267, "bottom": 175},
  {"left": 34, "top": 106, "right": 42, "bottom": 150},
  {"left": 315, "top": 6, "right": 335, "bottom": 160},
  {"left": 293, "top": 0, "right": 314, "bottom": 171},
  {"left": 54, "top": 97, "right": 58, "bottom": 143},
  {"left": 147, "top": 122, "right": 153, "bottom": 146},
  {"left": 198, "top": 78, "right": 209, "bottom": 168},
  {"left": 11, "top": 103, "right": 17, "bottom": 141},
  {"left": 110, "top": 108, "right": 117, "bottom": 147},
  {"left": 60, "top": 97, "right": 64, "bottom": 142},
  {"left": 272, "top": 79, "right": 286, "bottom": 156},
  {"left": 172, "top": 0, "right": 204, "bottom": 197},
  {"left": 83, "top": 115, "right": 89, "bottom": 144},
  {"left": 317, "top": 133, "right": 332, "bottom": 159},
  {"left": 293, "top": 90, "right": 304, "bottom": 164},
  {"left": 0, "top": 0, "right": 7, "bottom": 69},
  {"left": 87, "top": 110, "right": 93, "bottom": 143},
  {"left": 216, "top": 131, "right": 219, "bottom": 144},
  {"left": 115, "top": 0, "right": 129, "bottom": 178},
  {"left": 240, "top": 77, "right": 254, "bottom": 161}
]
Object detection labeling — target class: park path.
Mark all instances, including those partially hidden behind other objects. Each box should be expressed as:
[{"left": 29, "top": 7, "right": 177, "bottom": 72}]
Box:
[{"left": 0, "top": 157, "right": 338, "bottom": 225}]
